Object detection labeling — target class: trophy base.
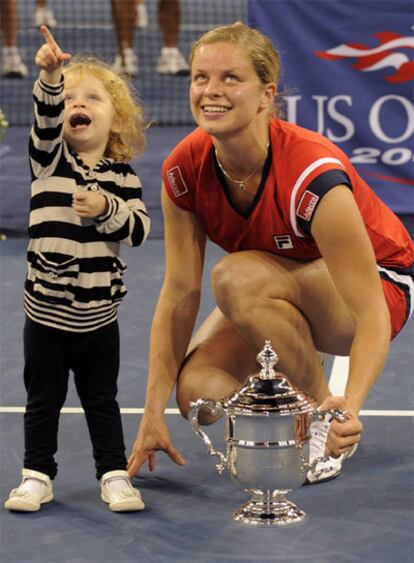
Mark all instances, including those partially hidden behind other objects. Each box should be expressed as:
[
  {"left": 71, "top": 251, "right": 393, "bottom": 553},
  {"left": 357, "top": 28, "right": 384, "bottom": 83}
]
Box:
[{"left": 233, "top": 490, "right": 306, "bottom": 527}]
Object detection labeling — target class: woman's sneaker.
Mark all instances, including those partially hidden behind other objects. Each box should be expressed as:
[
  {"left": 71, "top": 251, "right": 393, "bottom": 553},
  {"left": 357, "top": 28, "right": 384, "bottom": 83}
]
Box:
[
  {"left": 112, "top": 48, "right": 139, "bottom": 76},
  {"left": 34, "top": 6, "right": 58, "bottom": 28},
  {"left": 1, "top": 48, "right": 28, "bottom": 78},
  {"left": 306, "top": 417, "right": 343, "bottom": 484},
  {"left": 306, "top": 415, "right": 359, "bottom": 484},
  {"left": 4, "top": 469, "right": 54, "bottom": 511},
  {"left": 101, "top": 470, "right": 145, "bottom": 512},
  {"left": 156, "top": 47, "right": 190, "bottom": 75}
]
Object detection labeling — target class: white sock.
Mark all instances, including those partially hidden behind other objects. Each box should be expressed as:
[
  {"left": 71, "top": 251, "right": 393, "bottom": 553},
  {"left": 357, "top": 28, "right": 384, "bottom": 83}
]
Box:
[
  {"left": 21, "top": 478, "right": 44, "bottom": 494},
  {"left": 105, "top": 477, "right": 131, "bottom": 493}
]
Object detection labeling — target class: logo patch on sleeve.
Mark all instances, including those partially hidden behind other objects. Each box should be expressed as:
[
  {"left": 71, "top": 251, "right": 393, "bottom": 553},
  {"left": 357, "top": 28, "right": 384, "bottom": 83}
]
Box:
[
  {"left": 296, "top": 190, "right": 320, "bottom": 221},
  {"left": 167, "top": 166, "right": 188, "bottom": 197}
]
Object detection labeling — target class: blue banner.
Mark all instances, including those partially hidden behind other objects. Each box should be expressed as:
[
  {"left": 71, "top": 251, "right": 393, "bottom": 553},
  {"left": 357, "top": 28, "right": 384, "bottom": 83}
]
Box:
[{"left": 248, "top": 0, "right": 414, "bottom": 213}]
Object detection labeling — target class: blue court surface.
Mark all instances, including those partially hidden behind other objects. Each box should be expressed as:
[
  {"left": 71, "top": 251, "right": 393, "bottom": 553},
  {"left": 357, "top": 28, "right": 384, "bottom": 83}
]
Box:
[{"left": 0, "top": 125, "right": 413, "bottom": 562}]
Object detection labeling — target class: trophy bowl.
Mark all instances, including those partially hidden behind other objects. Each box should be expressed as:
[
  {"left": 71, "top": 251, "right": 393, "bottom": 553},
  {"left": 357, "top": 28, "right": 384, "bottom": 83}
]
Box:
[{"left": 190, "top": 341, "right": 344, "bottom": 527}]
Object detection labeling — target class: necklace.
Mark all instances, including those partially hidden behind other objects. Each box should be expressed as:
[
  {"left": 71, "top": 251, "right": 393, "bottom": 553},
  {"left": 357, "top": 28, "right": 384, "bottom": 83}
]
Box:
[{"left": 215, "top": 144, "right": 269, "bottom": 193}]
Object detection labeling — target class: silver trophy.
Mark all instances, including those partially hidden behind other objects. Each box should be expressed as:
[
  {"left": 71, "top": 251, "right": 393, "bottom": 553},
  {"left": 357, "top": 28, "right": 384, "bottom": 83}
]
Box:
[{"left": 190, "top": 341, "right": 345, "bottom": 527}]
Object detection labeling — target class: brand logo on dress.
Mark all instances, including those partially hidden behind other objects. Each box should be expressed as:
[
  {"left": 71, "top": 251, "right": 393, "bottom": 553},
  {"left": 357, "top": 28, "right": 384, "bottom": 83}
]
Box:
[
  {"left": 297, "top": 190, "right": 320, "bottom": 222},
  {"left": 315, "top": 32, "right": 414, "bottom": 83},
  {"left": 167, "top": 166, "right": 188, "bottom": 197},
  {"left": 274, "top": 235, "right": 294, "bottom": 250}
]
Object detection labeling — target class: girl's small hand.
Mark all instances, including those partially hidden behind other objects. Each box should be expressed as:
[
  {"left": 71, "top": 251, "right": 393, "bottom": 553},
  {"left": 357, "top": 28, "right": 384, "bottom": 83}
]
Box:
[
  {"left": 35, "top": 25, "right": 71, "bottom": 72},
  {"left": 72, "top": 191, "right": 108, "bottom": 218}
]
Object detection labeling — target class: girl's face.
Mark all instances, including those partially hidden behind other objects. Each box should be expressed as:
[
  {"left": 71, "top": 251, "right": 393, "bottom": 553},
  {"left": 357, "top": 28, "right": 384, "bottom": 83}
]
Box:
[
  {"left": 190, "top": 42, "right": 274, "bottom": 138},
  {"left": 63, "top": 72, "right": 115, "bottom": 157}
]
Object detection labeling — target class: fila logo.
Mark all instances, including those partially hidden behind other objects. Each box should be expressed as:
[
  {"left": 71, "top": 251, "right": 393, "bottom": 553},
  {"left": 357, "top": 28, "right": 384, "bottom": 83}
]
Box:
[
  {"left": 274, "top": 235, "right": 294, "bottom": 250},
  {"left": 167, "top": 166, "right": 188, "bottom": 197}
]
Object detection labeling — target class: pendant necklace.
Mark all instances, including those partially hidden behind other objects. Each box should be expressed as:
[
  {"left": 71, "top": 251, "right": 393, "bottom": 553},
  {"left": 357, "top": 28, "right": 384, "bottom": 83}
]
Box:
[{"left": 215, "top": 144, "right": 269, "bottom": 194}]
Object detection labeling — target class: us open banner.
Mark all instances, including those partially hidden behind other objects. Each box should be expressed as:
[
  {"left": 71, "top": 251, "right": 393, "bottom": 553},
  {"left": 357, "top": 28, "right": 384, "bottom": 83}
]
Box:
[{"left": 248, "top": 0, "right": 414, "bottom": 213}]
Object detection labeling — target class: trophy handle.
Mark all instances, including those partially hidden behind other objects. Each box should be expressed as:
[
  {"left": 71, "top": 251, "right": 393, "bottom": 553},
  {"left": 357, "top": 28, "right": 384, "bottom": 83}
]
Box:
[
  {"left": 190, "top": 399, "right": 228, "bottom": 474},
  {"left": 311, "top": 407, "right": 347, "bottom": 425},
  {"left": 307, "top": 408, "right": 348, "bottom": 478}
]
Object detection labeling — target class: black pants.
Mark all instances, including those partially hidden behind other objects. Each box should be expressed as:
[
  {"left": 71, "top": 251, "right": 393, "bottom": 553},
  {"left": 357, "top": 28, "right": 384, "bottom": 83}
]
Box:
[{"left": 23, "top": 317, "right": 127, "bottom": 480}]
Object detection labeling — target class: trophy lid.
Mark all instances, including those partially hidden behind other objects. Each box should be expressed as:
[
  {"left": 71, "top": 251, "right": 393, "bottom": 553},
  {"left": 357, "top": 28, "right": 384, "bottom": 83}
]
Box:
[{"left": 223, "top": 341, "right": 314, "bottom": 414}]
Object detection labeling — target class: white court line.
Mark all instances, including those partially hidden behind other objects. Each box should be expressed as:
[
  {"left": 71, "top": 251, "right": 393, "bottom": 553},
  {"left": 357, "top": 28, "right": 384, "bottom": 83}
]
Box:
[
  {"left": 0, "top": 356, "right": 410, "bottom": 417},
  {"left": 0, "top": 407, "right": 413, "bottom": 416},
  {"left": 325, "top": 356, "right": 414, "bottom": 417},
  {"left": 0, "top": 407, "right": 176, "bottom": 414},
  {"left": 328, "top": 355, "right": 349, "bottom": 396}
]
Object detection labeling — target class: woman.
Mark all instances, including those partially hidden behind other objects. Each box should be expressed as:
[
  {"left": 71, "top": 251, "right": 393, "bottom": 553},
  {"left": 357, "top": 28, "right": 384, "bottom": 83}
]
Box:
[{"left": 128, "top": 22, "right": 414, "bottom": 482}]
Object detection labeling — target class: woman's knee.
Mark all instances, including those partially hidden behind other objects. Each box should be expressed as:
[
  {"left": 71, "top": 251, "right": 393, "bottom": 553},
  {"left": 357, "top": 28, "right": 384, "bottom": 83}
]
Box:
[
  {"left": 176, "top": 361, "right": 242, "bottom": 425},
  {"left": 177, "top": 392, "right": 221, "bottom": 426},
  {"left": 211, "top": 252, "right": 295, "bottom": 327},
  {"left": 176, "top": 370, "right": 223, "bottom": 424},
  {"left": 211, "top": 252, "right": 265, "bottom": 315}
]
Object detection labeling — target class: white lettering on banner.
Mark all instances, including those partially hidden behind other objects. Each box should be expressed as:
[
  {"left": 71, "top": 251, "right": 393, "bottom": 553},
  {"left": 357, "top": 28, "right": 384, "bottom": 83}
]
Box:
[
  {"left": 369, "top": 95, "right": 414, "bottom": 143},
  {"left": 313, "top": 95, "right": 354, "bottom": 141},
  {"left": 284, "top": 94, "right": 414, "bottom": 171},
  {"left": 284, "top": 94, "right": 414, "bottom": 143},
  {"left": 284, "top": 95, "right": 301, "bottom": 124},
  {"left": 350, "top": 147, "right": 413, "bottom": 165}
]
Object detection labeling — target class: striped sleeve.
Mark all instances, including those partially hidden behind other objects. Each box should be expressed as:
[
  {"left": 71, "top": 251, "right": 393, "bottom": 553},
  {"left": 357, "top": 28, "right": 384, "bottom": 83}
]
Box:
[
  {"left": 29, "top": 78, "right": 65, "bottom": 179},
  {"left": 94, "top": 164, "right": 151, "bottom": 247}
]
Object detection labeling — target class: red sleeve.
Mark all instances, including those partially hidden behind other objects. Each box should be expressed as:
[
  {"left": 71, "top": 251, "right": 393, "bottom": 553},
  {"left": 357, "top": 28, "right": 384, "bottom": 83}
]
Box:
[
  {"left": 277, "top": 136, "right": 352, "bottom": 238},
  {"left": 162, "top": 137, "right": 196, "bottom": 212}
]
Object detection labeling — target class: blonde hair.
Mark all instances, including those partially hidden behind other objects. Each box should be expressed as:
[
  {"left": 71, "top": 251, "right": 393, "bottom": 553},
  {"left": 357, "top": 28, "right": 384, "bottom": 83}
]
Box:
[
  {"left": 190, "top": 21, "right": 281, "bottom": 116},
  {"left": 63, "top": 56, "right": 147, "bottom": 162}
]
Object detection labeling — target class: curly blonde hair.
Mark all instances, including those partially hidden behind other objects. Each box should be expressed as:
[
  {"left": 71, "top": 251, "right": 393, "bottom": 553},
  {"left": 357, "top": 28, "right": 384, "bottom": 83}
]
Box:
[
  {"left": 63, "top": 56, "right": 147, "bottom": 162},
  {"left": 190, "top": 21, "right": 281, "bottom": 116}
]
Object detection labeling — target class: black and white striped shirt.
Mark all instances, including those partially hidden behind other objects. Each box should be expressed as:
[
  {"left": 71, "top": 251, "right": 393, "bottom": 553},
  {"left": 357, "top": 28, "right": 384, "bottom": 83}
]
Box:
[{"left": 24, "top": 78, "right": 151, "bottom": 332}]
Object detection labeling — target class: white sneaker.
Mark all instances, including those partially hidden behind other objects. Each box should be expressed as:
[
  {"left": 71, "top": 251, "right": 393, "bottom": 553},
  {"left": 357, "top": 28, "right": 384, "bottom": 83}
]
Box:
[
  {"left": 34, "top": 6, "right": 58, "bottom": 28},
  {"left": 156, "top": 47, "right": 190, "bottom": 75},
  {"left": 4, "top": 469, "right": 54, "bottom": 511},
  {"left": 112, "top": 48, "right": 139, "bottom": 76},
  {"left": 100, "top": 470, "right": 145, "bottom": 512},
  {"left": 135, "top": 3, "right": 148, "bottom": 28},
  {"left": 306, "top": 417, "right": 343, "bottom": 484},
  {"left": 1, "top": 49, "right": 28, "bottom": 78}
]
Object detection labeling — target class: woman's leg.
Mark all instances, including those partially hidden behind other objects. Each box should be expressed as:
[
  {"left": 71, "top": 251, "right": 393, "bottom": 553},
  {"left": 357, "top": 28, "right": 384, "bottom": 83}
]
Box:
[
  {"left": 111, "top": 0, "right": 136, "bottom": 51},
  {"left": 177, "top": 251, "right": 356, "bottom": 419},
  {"left": 176, "top": 307, "right": 258, "bottom": 422},
  {"left": 158, "top": 0, "right": 181, "bottom": 47}
]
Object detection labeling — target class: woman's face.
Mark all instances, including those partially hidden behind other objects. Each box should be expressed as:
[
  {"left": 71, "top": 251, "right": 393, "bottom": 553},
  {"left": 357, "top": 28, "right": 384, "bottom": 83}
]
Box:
[{"left": 190, "top": 42, "right": 273, "bottom": 138}]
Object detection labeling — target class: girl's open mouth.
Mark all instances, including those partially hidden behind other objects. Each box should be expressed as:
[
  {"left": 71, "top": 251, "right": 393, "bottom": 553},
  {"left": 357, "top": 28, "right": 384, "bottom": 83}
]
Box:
[{"left": 70, "top": 113, "right": 92, "bottom": 128}]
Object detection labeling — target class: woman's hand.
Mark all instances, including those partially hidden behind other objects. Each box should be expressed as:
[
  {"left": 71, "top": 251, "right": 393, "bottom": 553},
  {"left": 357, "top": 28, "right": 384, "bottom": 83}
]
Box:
[
  {"left": 127, "top": 415, "right": 185, "bottom": 478},
  {"left": 319, "top": 395, "right": 363, "bottom": 458},
  {"left": 35, "top": 25, "right": 71, "bottom": 78}
]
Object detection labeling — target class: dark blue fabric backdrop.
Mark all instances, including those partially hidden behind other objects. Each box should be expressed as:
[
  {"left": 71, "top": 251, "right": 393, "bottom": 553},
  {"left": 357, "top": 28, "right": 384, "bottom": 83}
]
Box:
[{"left": 248, "top": 0, "right": 414, "bottom": 213}]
